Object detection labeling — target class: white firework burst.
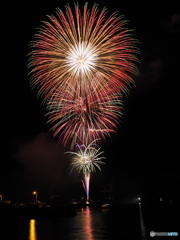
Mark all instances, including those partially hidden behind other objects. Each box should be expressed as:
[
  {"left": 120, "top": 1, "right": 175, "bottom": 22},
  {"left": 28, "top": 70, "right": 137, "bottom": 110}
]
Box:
[{"left": 66, "top": 139, "right": 105, "bottom": 174}]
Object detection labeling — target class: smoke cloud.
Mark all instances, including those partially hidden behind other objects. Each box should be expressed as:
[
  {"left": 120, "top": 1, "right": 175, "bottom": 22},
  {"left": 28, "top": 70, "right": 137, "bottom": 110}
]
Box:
[{"left": 13, "top": 133, "right": 72, "bottom": 197}]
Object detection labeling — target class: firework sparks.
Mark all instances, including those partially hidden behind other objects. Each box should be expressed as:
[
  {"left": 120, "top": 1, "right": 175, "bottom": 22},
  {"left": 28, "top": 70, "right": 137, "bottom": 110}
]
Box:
[
  {"left": 28, "top": 3, "right": 139, "bottom": 96},
  {"left": 46, "top": 82, "right": 123, "bottom": 148},
  {"left": 28, "top": 3, "right": 139, "bottom": 145},
  {"left": 28, "top": 2, "right": 139, "bottom": 203},
  {"left": 67, "top": 139, "right": 105, "bottom": 175},
  {"left": 67, "top": 139, "right": 105, "bottom": 203}
]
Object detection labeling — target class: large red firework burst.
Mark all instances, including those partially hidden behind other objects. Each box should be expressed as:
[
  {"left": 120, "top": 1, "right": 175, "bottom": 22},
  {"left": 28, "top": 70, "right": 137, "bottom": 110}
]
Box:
[{"left": 28, "top": 2, "right": 139, "bottom": 148}]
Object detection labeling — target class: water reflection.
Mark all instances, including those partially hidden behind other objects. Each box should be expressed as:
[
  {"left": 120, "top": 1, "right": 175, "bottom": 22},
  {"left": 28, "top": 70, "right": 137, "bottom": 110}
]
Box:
[
  {"left": 82, "top": 206, "right": 93, "bottom": 239},
  {"left": 139, "top": 204, "right": 148, "bottom": 240},
  {"left": 0, "top": 206, "right": 150, "bottom": 240},
  {"left": 29, "top": 219, "right": 37, "bottom": 240}
]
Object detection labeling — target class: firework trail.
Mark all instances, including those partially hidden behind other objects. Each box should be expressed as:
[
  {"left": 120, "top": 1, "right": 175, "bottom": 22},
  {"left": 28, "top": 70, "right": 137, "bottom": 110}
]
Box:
[
  {"left": 67, "top": 139, "right": 105, "bottom": 203},
  {"left": 84, "top": 174, "right": 90, "bottom": 204},
  {"left": 28, "top": 3, "right": 139, "bottom": 202}
]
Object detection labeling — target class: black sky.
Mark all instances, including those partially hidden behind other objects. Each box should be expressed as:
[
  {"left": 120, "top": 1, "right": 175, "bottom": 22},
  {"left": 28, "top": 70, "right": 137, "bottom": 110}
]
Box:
[{"left": 1, "top": 0, "right": 180, "bottom": 202}]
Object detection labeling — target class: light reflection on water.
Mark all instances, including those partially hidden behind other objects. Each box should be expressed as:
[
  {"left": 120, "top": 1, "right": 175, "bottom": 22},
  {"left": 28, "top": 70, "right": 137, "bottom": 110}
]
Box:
[
  {"left": 0, "top": 206, "right": 149, "bottom": 240},
  {"left": 139, "top": 204, "right": 148, "bottom": 240},
  {"left": 24, "top": 207, "right": 109, "bottom": 240},
  {"left": 82, "top": 207, "right": 93, "bottom": 239},
  {"left": 67, "top": 207, "right": 109, "bottom": 239},
  {"left": 29, "top": 219, "right": 37, "bottom": 240}
]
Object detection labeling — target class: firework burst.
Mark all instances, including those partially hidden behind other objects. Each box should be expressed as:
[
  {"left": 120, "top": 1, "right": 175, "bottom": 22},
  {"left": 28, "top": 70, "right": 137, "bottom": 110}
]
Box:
[
  {"left": 28, "top": 2, "right": 139, "bottom": 100},
  {"left": 28, "top": 2, "right": 139, "bottom": 202},
  {"left": 46, "top": 82, "right": 123, "bottom": 148},
  {"left": 67, "top": 139, "right": 105, "bottom": 203},
  {"left": 67, "top": 139, "right": 105, "bottom": 175}
]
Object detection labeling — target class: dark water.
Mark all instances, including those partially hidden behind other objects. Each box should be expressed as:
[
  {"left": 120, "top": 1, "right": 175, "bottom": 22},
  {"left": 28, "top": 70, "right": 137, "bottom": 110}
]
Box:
[{"left": 0, "top": 204, "right": 178, "bottom": 240}]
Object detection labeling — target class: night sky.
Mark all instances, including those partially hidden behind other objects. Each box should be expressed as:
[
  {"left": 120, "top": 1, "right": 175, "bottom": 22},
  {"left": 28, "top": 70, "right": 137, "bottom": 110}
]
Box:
[{"left": 1, "top": 0, "right": 180, "bottom": 203}]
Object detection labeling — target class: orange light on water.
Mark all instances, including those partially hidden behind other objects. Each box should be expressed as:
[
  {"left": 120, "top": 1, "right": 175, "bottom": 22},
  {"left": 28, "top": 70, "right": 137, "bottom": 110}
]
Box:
[
  {"left": 84, "top": 207, "right": 93, "bottom": 239},
  {"left": 29, "top": 219, "right": 37, "bottom": 240}
]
